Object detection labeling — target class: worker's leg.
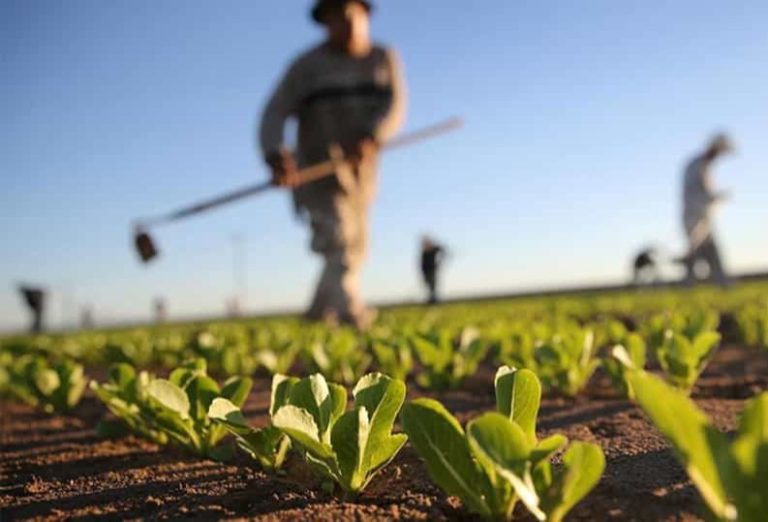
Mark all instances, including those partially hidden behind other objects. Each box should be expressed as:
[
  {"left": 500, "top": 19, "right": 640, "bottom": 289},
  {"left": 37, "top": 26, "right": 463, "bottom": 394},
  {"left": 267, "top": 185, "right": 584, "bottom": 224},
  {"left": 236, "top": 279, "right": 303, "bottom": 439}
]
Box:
[
  {"left": 32, "top": 309, "right": 42, "bottom": 334},
  {"left": 306, "top": 261, "right": 337, "bottom": 322},
  {"left": 304, "top": 189, "right": 370, "bottom": 326},
  {"left": 305, "top": 194, "right": 342, "bottom": 321},
  {"left": 682, "top": 251, "right": 697, "bottom": 286},
  {"left": 700, "top": 236, "right": 729, "bottom": 287},
  {"left": 330, "top": 190, "right": 370, "bottom": 326},
  {"left": 424, "top": 270, "right": 437, "bottom": 304}
]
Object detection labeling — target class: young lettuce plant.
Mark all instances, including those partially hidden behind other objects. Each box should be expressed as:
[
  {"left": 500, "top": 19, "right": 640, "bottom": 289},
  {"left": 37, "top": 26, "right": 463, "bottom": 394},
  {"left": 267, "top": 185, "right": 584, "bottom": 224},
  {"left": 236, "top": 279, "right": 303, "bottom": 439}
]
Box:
[
  {"left": 494, "top": 327, "right": 539, "bottom": 374},
  {"left": 655, "top": 330, "right": 720, "bottom": 394},
  {"left": 534, "top": 328, "right": 599, "bottom": 397},
  {"left": 207, "top": 374, "right": 297, "bottom": 471},
  {"left": 370, "top": 337, "right": 413, "bottom": 382},
  {"left": 7, "top": 355, "right": 86, "bottom": 414},
  {"left": 93, "top": 359, "right": 252, "bottom": 459},
  {"left": 623, "top": 367, "right": 767, "bottom": 522},
  {"left": 402, "top": 366, "right": 605, "bottom": 521},
  {"left": 642, "top": 309, "right": 720, "bottom": 352},
  {"left": 148, "top": 359, "right": 252, "bottom": 459},
  {"left": 255, "top": 340, "right": 301, "bottom": 376},
  {"left": 310, "top": 329, "right": 372, "bottom": 386},
  {"left": 735, "top": 302, "right": 768, "bottom": 349},
  {"left": 603, "top": 333, "right": 647, "bottom": 399},
  {"left": 411, "top": 327, "right": 489, "bottom": 390},
  {"left": 271, "top": 372, "right": 407, "bottom": 495},
  {"left": 90, "top": 363, "right": 169, "bottom": 444}
]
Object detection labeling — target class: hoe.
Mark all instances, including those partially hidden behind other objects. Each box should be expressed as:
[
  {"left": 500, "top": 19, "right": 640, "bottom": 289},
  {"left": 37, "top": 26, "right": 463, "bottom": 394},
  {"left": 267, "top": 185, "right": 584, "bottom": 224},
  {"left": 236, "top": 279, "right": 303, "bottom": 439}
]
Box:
[{"left": 133, "top": 118, "right": 463, "bottom": 264}]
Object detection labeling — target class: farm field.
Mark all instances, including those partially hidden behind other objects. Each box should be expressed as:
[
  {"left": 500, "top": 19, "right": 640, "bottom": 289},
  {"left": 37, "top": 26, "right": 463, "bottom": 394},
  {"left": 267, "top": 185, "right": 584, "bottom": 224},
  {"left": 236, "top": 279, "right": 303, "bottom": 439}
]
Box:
[{"left": 2, "top": 283, "right": 767, "bottom": 521}]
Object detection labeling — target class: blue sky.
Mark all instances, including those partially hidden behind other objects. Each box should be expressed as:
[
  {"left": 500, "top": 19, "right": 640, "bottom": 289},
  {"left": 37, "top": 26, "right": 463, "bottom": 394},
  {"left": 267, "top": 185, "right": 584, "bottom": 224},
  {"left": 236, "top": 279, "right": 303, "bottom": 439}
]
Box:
[{"left": 2, "top": 1, "right": 767, "bottom": 330}]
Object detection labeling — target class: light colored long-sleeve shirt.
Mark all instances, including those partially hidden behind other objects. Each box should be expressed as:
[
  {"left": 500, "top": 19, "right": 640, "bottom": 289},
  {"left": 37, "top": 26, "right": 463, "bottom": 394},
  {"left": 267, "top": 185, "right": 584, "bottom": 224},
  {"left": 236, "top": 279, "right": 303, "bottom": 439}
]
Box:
[
  {"left": 259, "top": 43, "right": 406, "bottom": 168},
  {"left": 682, "top": 155, "right": 724, "bottom": 248}
]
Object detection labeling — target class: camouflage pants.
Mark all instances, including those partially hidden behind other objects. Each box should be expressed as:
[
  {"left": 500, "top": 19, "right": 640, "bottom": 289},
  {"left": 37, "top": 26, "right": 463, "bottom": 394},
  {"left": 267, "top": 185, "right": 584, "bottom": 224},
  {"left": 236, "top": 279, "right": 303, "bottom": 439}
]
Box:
[{"left": 300, "top": 169, "right": 375, "bottom": 324}]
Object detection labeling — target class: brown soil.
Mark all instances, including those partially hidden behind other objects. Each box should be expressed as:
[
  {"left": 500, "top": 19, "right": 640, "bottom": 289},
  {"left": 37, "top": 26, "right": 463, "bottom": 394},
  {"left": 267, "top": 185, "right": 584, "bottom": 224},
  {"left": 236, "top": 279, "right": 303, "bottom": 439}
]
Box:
[{"left": 1, "top": 344, "right": 766, "bottom": 521}]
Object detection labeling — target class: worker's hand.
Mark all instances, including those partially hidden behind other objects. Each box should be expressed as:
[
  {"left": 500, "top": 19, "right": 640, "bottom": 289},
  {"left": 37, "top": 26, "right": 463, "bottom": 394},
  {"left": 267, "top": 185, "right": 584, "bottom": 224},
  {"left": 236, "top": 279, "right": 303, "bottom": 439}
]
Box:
[
  {"left": 355, "top": 136, "right": 379, "bottom": 163},
  {"left": 266, "top": 150, "right": 299, "bottom": 188}
]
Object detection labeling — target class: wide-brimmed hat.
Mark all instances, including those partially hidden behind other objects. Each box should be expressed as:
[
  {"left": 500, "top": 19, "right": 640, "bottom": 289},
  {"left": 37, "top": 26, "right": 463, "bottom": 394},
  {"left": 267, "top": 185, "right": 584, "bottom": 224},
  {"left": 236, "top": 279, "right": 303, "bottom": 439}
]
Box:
[{"left": 311, "top": 0, "right": 373, "bottom": 24}]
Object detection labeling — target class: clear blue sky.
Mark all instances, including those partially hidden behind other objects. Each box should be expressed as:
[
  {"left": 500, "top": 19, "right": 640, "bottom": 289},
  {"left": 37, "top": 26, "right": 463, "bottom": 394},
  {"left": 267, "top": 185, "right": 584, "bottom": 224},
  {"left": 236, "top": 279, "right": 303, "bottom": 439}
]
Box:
[{"left": 2, "top": 1, "right": 767, "bottom": 330}]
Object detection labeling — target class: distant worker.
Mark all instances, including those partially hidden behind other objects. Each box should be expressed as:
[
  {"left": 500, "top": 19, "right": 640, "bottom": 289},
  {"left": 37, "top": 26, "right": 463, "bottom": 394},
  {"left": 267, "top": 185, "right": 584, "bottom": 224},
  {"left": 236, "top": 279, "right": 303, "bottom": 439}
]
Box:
[
  {"left": 420, "top": 236, "right": 446, "bottom": 304},
  {"left": 632, "top": 248, "right": 659, "bottom": 286},
  {"left": 680, "top": 134, "right": 733, "bottom": 287},
  {"left": 80, "top": 306, "right": 94, "bottom": 330},
  {"left": 153, "top": 297, "right": 168, "bottom": 324},
  {"left": 259, "top": 0, "right": 406, "bottom": 329},
  {"left": 18, "top": 286, "right": 46, "bottom": 333}
]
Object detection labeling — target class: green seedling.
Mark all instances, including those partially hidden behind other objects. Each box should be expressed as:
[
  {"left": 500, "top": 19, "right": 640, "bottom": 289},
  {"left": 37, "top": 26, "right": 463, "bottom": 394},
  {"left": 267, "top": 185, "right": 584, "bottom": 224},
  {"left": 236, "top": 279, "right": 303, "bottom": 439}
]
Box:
[
  {"left": 271, "top": 372, "right": 407, "bottom": 495},
  {"left": 402, "top": 366, "right": 605, "bottom": 521}
]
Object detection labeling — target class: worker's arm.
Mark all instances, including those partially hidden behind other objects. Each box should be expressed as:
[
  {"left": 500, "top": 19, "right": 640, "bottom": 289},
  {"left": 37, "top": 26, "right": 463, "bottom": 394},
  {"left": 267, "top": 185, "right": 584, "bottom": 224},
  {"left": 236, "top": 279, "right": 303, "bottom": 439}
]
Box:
[
  {"left": 700, "top": 164, "right": 730, "bottom": 205},
  {"left": 372, "top": 49, "right": 407, "bottom": 145},
  {"left": 259, "top": 61, "right": 302, "bottom": 187}
]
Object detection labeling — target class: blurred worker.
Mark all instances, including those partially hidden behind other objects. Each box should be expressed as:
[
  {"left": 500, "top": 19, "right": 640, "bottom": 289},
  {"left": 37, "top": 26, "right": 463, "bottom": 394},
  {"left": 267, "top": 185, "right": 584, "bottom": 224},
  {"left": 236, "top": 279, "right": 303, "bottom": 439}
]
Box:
[
  {"left": 680, "top": 134, "right": 733, "bottom": 287},
  {"left": 153, "top": 297, "right": 168, "bottom": 324},
  {"left": 420, "top": 236, "right": 446, "bottom": 304},
  {"left": 632, "top": 248, "right": 659, "bottom": 286},
  {"left": 259, "top": 0, "right": 406, "bottom": 329},
  {"left": 80, "top": 306, "right": 94, "bottom": 330},
  {"left": 18, "top": 286, "right": 46, "bottom": 333}
]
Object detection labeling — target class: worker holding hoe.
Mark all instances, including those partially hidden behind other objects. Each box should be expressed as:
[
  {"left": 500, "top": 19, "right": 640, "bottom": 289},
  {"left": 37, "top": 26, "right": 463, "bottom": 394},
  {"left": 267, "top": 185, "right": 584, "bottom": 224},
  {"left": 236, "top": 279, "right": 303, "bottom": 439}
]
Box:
[
  {"left": 680, "top": 134, "right": 734, "bottom": 287},
  {"left": 259, "top": 0, "right": 406, "bottom": 329}
]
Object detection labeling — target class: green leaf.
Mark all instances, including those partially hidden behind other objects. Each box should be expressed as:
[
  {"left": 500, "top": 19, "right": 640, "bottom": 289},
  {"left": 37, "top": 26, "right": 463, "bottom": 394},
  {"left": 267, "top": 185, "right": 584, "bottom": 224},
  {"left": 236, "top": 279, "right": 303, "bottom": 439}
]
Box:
[
  {"left": 626, "top": 370, "right": 733, "bottom": 518},
  {"left": 288, "top": 374, "right": 341, "bottom": 441},
  {"left": 64, "top": 364, "right": 86, "bottom": 408},
  {"left": 625, "top": 334, "right": 647, "bottom": 369},
  {"left": 367, "top": 432, "right": 408, "bottom": 476},
  {"left": 272, "top": 404, "right": 334, "bottom": 461},
  {"left": 270, "top": 374, "right": 298, "bottom": 416},
  {"left": 738, "top": 393, "right": 768, "bottom": 444},
  {"left": 401, "top": 399, "right": 491, "bottom": 517},
  {"left": 108, "top": 363, "right": 136, "bottom": 388},
  {"left": 221, "top": 376, "right": 253, "bottom": 408},
  {"left": 692, "top": 331, "right": 721, "bottom": 362},
  {"left": 208, "top": 398, "right": 290, "bottom": 471},
  {"left": 34, "top": 369, "right": 60, "bottom": 396},
  {"left": 467, "top": 413, "right": 538, "bottom": 519},
  {"left": 147, "top": 379, "right": 190, "bottom": 418},
  {"left": 353, "top": 373, "right": 407, "bottom": 470},
  {"left": 530, "top": 434, "right": 568, "bottom": 465},
  {"left": 328, "top": 383, "right": 348, "bottom": 428},
  {"left": 331, "top": 407, "right": 370, "bottom": 492},
  {"left": 541, "top": 442, "right": 605, "bottom": 522},
  {"left": 153, "top": 408, "right": 198, "bottom": 449},
  {"left": 207, "top": 398, "right": 250, "bottom": 433},
  {"left": 727, "top": 393, "right": 768, "bottom": 521},
  {"left": 238, "top": 426, "right": 292, "bottom": 470},
  {"left": 494, "top": 366, "right": 541, "bottom": 445},
  {"left": 185, "top": 375, "right": 220, "bottom": 422},
  {"left": 169, "top": 358, "right": 207, "bottom": 388},
  {"left": 467, "top": 412, "right": 531, "bottom": 472}
]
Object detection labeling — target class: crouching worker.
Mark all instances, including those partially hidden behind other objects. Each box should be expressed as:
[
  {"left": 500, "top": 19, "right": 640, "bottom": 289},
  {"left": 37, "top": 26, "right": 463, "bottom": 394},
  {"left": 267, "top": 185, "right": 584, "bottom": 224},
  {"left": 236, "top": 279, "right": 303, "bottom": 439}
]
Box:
[
  {"left": 259, "top": 0, "right": 406, "bottom": 329},
  {"left": 632, "top": 248, "right": 659, "bottom": 286}
]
